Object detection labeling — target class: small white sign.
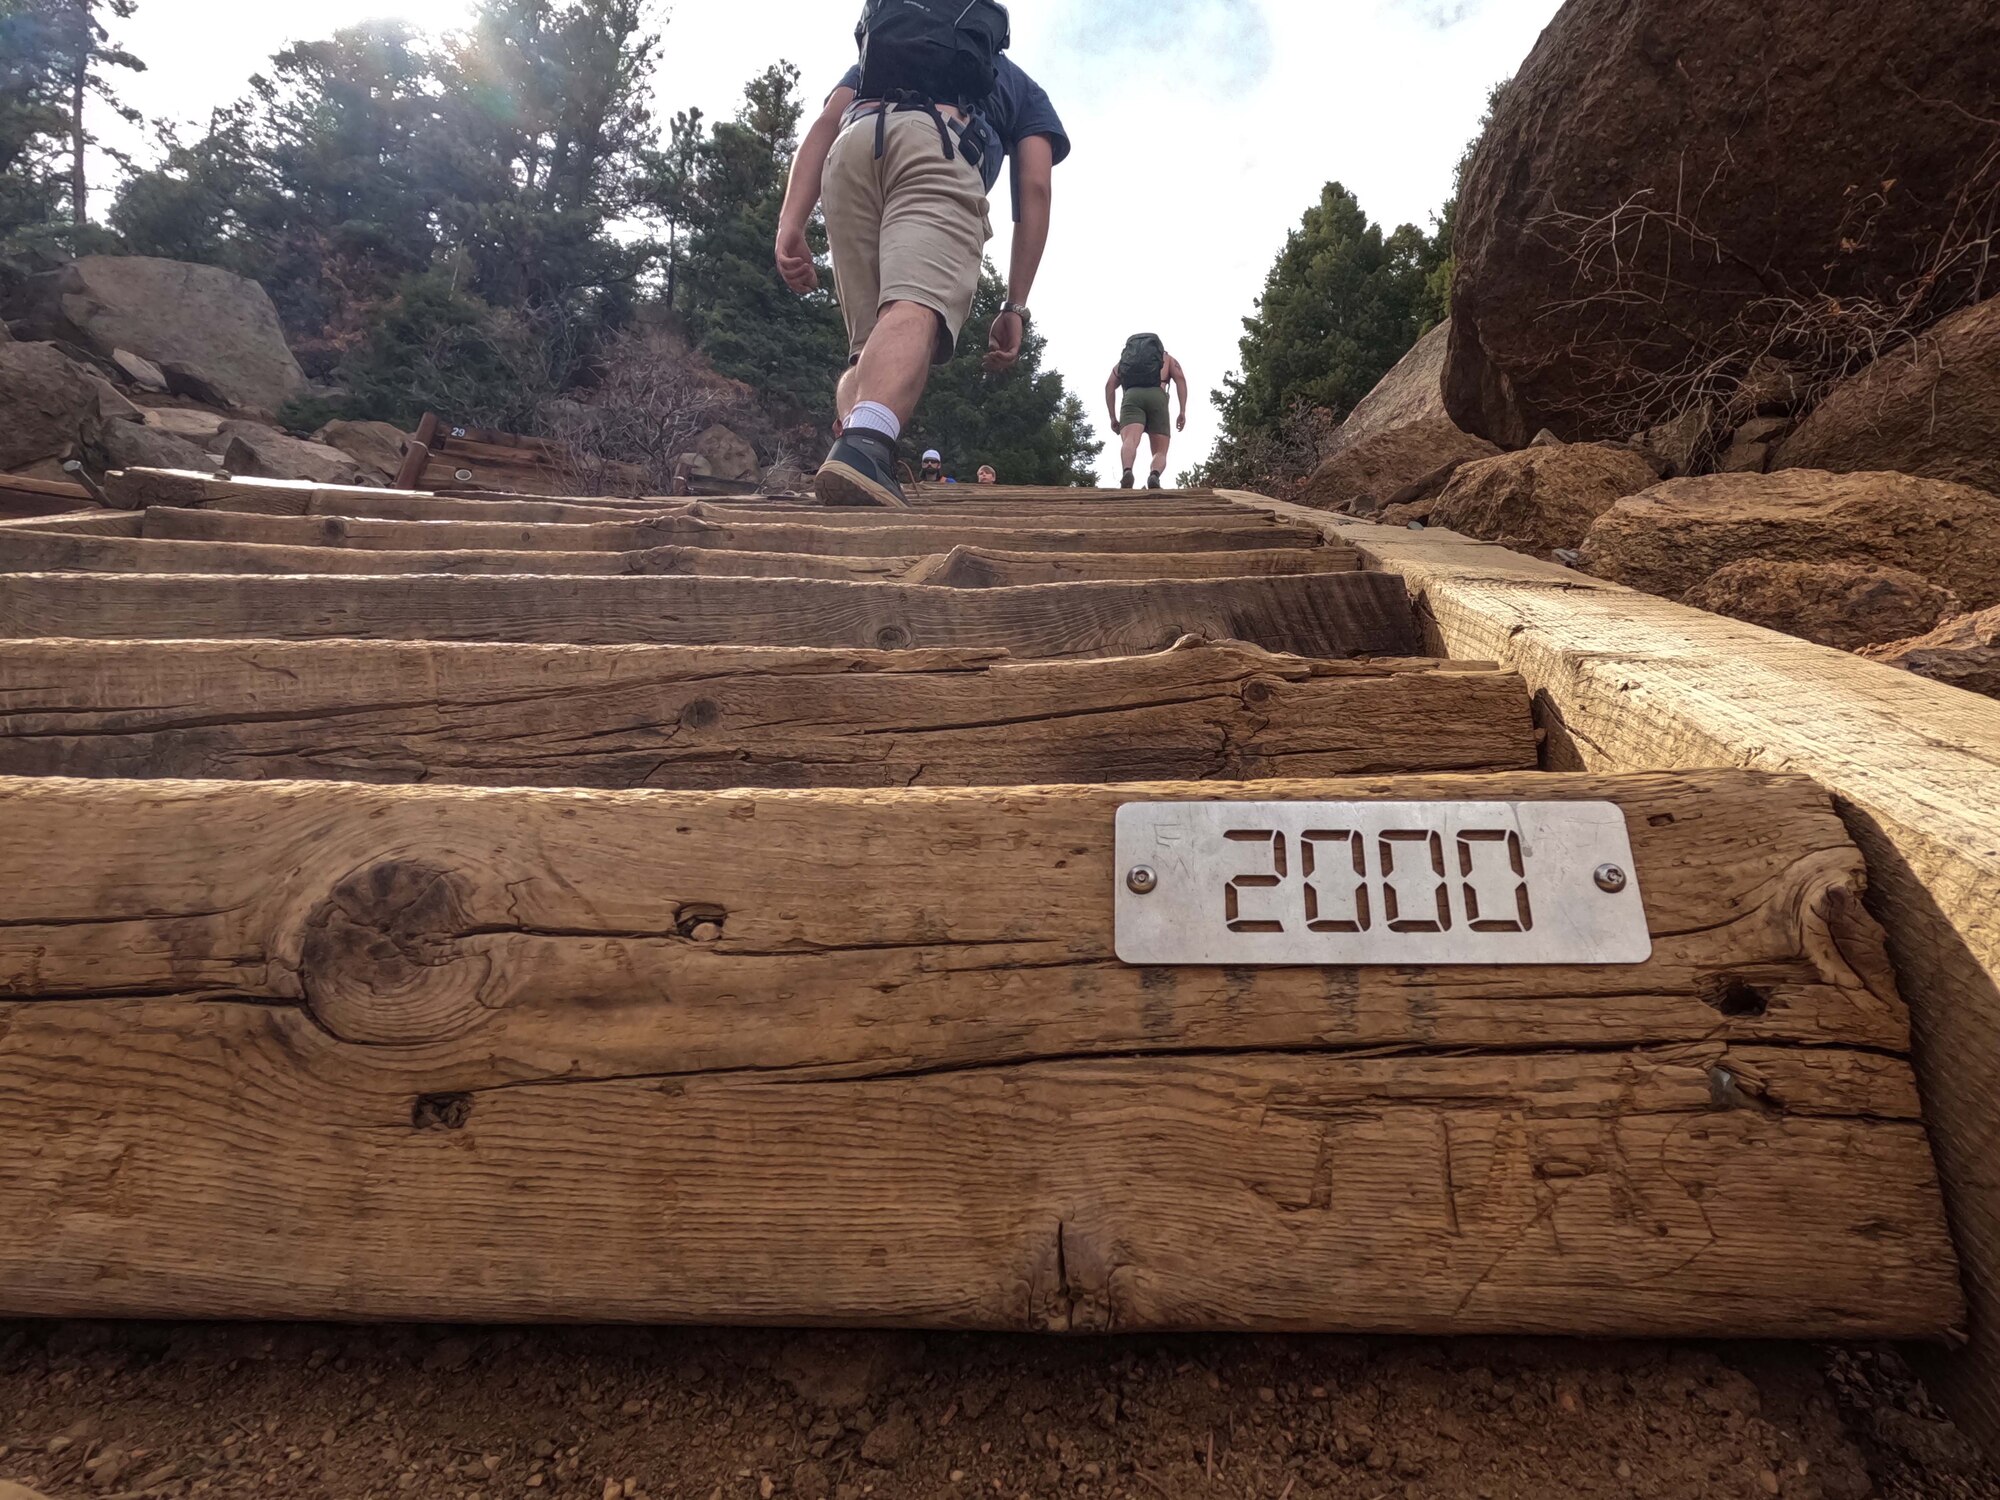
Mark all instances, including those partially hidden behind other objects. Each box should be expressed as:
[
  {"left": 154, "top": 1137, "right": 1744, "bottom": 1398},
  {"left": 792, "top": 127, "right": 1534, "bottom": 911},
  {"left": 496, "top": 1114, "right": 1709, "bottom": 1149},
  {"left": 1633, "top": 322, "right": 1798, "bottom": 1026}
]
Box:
[{"left": 1115, "top": 801, "right": 1651, "bottom": 967}]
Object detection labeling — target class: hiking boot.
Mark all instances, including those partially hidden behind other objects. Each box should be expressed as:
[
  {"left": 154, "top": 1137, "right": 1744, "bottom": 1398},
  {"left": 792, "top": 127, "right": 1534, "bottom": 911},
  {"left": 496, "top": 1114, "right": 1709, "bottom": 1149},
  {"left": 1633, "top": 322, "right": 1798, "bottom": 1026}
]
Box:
[
  {"left": 1147, "top": 472, "right": 1164, "bottom": 490},
  {"left": 1120, "top": 469, "right": 1135, "bottom": 489},
  {"left": 816, "top": 430, "right": 909, "bottom": 508}
]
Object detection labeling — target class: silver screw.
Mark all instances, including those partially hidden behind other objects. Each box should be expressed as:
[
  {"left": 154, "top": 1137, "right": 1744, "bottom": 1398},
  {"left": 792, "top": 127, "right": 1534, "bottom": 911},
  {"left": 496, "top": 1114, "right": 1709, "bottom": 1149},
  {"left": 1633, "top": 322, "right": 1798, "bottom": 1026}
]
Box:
[
  {"left": 1594, "top": 863, "right": 1629, "bottom": 894},
  {"left": 1126, "top": 865, "right": 1159, "bottom": 896}
]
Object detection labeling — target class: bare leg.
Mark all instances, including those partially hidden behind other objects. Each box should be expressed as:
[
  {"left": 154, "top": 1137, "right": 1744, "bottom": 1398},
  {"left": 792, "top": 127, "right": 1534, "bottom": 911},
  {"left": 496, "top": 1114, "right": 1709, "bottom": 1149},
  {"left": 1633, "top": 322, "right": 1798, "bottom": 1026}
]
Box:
[
  {"left": 835, "top": 364, "right": 862, "bottom": 425},
  {"left": 1148, "top": 431, "right": 1171, "bottom": 476},
  {"left": 847, "top": 301, "right": 940, "bottom": 425},
  {"left": 1119, "top": 423, "right": 1145, "bottom": 473}
]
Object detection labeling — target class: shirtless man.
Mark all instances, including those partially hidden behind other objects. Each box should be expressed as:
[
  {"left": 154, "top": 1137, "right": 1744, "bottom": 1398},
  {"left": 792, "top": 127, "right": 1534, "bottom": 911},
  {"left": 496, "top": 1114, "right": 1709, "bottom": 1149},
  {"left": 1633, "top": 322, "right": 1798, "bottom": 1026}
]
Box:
[{"left": 1105, "top": 333, "right": 1188, "bottom": 490}]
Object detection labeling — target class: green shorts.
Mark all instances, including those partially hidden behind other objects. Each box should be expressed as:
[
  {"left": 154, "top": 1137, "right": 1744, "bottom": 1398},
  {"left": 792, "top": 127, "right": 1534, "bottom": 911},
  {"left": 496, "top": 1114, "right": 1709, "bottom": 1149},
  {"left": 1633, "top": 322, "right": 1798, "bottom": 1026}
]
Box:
[{"left": 1119, "top": 385, "right": 1172, "bottom": 437}]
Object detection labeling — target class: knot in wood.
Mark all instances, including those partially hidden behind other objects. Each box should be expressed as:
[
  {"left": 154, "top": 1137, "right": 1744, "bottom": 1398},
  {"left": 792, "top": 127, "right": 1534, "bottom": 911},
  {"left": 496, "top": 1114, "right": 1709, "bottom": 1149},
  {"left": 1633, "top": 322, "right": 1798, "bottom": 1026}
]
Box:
[
  {"left": 873, "top": 624, "right": 913, "bottom": 651},
  {"left": 300, "top": 860, "right": 491, "bottom": 1045}
]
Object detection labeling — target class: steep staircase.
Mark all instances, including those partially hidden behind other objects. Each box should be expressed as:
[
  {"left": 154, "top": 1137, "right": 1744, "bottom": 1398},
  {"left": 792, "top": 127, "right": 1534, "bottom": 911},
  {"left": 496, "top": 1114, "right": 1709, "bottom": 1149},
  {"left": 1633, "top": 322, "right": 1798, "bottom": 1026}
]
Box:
[{"left": 0, "top": 472, "right": 1961, "bottom": 1341}]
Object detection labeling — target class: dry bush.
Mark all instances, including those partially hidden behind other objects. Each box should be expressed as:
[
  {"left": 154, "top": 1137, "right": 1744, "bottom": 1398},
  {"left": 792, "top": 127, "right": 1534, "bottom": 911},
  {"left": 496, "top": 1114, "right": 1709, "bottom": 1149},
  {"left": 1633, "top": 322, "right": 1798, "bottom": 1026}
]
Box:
[
  {"left": 1193, "top": 400, "right": 1344, "bottom": 500},
  {"left": 541, "top": 327, "right": 754, "bottom": 496},
  {"left": 1525, "top": 123, "right": 2000, "bottom": 465}
]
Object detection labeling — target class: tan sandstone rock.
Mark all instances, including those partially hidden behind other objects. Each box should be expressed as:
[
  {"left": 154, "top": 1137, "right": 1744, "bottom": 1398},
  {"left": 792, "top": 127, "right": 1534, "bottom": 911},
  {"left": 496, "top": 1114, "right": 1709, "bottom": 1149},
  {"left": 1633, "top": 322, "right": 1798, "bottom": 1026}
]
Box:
[
  {"left": 1581, "top": 469, "right": 2000, "bottom": 607},
  {"left": 1864, "top": 606, "right": 2000, "bottom": 700},
  {"left": 1427, "top": 442, "right": 1660, "bottom": 553},
  {"left": 1682, "top": 560, "right": 1959, "bottom": 651}
]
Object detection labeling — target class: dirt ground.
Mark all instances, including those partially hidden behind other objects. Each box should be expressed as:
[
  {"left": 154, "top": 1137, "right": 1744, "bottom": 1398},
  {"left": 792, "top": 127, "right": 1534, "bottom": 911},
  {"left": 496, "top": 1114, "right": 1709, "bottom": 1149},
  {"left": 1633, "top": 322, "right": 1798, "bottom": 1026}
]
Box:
[{"left": 2, "top": 1325, "right": 1996, "bottom": 1500}]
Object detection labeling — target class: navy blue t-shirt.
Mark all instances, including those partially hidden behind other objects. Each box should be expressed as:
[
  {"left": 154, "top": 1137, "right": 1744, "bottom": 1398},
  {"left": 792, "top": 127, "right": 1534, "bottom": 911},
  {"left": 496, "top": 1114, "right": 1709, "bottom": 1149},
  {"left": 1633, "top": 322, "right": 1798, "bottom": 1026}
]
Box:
[{"left": 834, "top": 57, "right": 1070, "bottom": 199}]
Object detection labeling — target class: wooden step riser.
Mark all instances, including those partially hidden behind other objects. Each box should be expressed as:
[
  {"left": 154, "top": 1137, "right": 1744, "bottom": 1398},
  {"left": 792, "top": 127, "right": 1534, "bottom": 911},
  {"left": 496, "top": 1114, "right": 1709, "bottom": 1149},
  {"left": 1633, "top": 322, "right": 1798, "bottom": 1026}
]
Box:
[
  {"left": 0, "top": 640, "right": 1537, "bottom": 787},
  {"left": 0, "top": 771, "right": 1960, "bottom": 1333},
  {"left": 0, "top": 530, "right": 1356, "bottom": 583},
  {"left": 137, "top": 508, "right": 1322, "bottom": 558},
  {"left": 0, "top": 572, "right": 1418, "bottom": 656}
]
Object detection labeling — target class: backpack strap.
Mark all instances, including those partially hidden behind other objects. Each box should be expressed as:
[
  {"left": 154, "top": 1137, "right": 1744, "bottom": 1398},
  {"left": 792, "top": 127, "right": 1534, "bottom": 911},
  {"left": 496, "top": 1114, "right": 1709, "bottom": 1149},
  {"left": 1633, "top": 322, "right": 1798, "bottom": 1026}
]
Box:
[{"left": 854, "top": 95, "right": 987, "bottom": 170}]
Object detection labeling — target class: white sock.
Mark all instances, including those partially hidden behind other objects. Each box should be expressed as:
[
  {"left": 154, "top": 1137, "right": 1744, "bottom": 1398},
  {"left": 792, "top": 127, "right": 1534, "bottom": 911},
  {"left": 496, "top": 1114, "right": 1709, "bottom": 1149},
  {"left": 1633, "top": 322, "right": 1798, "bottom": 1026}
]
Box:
[{"left": 846, "top": 401, "right": 901, "bottom": 442}]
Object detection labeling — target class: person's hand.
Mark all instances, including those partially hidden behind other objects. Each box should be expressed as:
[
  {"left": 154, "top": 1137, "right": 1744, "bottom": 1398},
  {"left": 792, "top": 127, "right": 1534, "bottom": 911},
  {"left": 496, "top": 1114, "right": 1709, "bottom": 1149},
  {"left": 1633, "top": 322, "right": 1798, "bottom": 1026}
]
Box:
[
  {"left": 984, "top": 309, "right": 1024, "bottom": 373},
  {"left": 775, "top": 220, "right": 818, "bottom": 294},
  {"left": 1177, "top": 412, "right": 1187, "bottom": 432}
]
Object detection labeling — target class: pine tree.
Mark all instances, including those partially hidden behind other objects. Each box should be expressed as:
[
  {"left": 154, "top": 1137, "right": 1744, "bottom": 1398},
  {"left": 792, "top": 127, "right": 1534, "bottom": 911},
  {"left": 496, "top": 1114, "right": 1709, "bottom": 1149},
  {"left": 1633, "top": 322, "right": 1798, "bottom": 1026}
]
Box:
[
  {"left": 1195, "top": 183, "right": 1443, "bottom": 487},
  {"left": 905, "top": 266, "right": 1100, "bottom": 486},
  {"left": 0, "top": 0, "right": 141, "bottom": 246}
]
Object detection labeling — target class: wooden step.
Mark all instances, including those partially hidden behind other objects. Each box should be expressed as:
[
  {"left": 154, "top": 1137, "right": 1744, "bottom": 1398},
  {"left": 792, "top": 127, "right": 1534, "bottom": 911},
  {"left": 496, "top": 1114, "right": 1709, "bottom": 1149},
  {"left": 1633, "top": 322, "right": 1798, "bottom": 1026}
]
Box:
[
  {"left": 137, "top": 507, "right": 1321, "bottom": 558},
  {"left": 103, "top": 469, "right": 678, "bottom": 524},
  {"left": 0, "top": 528, "right": 919, "bottom": 580},
  {"left": 0, "top": 639, "right": 1534, "bottom": 786},
  {"left": 0, "top": 570, "right": 1420, "bottom": 657},
  {"left": 907, "top": 545, "right": 1355, "bottom": 586},
  {"left": 0, "top": 769, "right": 1959, "bottom": 1333}
]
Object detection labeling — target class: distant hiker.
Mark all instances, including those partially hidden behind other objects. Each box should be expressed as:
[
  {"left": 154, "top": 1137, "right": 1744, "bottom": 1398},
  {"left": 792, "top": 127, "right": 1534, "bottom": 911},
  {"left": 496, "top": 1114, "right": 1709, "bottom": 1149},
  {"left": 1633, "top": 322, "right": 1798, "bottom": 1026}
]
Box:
[
  {"left": 977, "top": 464, "right": 998, "bottom": 484},
  {"left": 776, "top": 1, "right": 1069, "bottom": 508},
  {"left": 1106, "top": 334, "right": 1188, "bottom": 489},
  {"left": 921, "top": 449, "right": 946, "bottom": 483}
]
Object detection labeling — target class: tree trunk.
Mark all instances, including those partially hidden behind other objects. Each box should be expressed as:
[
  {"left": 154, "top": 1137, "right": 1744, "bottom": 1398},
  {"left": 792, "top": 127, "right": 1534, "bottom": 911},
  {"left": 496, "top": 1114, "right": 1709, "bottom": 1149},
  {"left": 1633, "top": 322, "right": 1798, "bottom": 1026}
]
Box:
[{"left": 68, "top": 61, "right": 87, "bottom": 227}]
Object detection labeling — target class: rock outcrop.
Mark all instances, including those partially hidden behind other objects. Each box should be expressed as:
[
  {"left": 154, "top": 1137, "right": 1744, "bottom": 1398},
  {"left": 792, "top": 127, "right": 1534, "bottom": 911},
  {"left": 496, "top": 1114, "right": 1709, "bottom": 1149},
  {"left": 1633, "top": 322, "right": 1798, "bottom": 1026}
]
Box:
[
  {"left": 219, "top": 422, "right": 374, "bottom": 485},
  {"left": 690, "top": 424, "right": 760, "bottom": 483},
  {"left": 1683, "top": 560, "right": 1959, "bottom": 651},
  {"left": 1582, "top": 470, "right": 2000, "bottom": 608},
  {"left": 8, "top": 256, "right": 306, "bottom": 412},
  {"left": 1445, "top": 0, "right": 2000, "bottom": 447},
  {"left": 95, "top": 419, "right": 218, "bottom": 473},
  {"left": 1427, "top": 442, "right": 1659, "bottom": 553},
  {"left": 1776, "top": 296, "right": 2000, "bottom": 496},
  {"left": 1298, "top": 322, "right": 1502, "bottom": 513},
  {"left": 311, "top": 419, "right": 409, "bottom": 482},
  {"left": 0, "top": 341, "right": 105, "bottom": 471},
  {"left": 1864, "top": 607, "right": 2000, "bottom": 700}
]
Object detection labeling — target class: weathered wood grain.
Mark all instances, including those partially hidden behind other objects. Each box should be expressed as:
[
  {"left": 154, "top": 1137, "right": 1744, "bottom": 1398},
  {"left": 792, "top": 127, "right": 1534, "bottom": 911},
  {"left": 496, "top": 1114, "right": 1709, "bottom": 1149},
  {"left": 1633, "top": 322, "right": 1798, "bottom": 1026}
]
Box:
[
  {"left": 0, "top": 508, "right": 141, "bottom": 535},
  {"left": 104, "top": 468, "right": 682, "bottom": 524},
  {"left": 0, "top": 771, "right": 1960, "bottom": 1332},
  {"left": 1220, "top": 493, "right": 2000, "bottom": 1437},
  {"left": 682, "top": 502, "right": 1292, "bottom": 532},
  {"left": 906, "top": 544, "right": 1356, "bottom": 586},
  {"left": 0, "top": 527, "right": 918, "bottom": 580},
  {"left": 0, "top": 639, "right": 1536, "bottom": 786},
  {"left": 0, "top": 569, "right": 1420, "bottom": 656},
  {"left": 139, "top": 506, "right": 1323, "bottom": 557}
]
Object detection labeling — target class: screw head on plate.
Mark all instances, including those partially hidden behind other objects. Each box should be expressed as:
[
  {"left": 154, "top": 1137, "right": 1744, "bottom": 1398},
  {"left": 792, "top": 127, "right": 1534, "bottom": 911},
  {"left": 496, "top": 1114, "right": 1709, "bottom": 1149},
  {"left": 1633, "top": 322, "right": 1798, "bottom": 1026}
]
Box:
[
  {"left": 1594, "top": 863, "right": 1629, "bottom": 894},
  {"left": 1126, "top": 865, "right": 1159, "bottom": 896}
]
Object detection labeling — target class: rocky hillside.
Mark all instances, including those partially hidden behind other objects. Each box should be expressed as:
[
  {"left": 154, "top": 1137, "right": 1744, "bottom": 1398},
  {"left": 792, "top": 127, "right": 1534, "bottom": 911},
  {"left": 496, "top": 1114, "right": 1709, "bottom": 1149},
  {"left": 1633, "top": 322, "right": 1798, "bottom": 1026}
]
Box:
[
  {"left": 1303, "top": 0, "right": 2000, "bottom": 701},
  {"left": 0, "top": 254, "right": 769, "bottom": 512}
]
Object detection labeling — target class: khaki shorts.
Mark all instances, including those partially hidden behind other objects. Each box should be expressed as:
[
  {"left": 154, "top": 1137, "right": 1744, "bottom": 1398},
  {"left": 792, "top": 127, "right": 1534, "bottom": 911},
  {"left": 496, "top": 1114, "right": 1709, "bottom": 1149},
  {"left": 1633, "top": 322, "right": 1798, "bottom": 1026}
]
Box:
[
  {"left": 1120, "top": 385, "right": 1172, "bottom": 437},
  {"left": 822, "top": 110, "right": 994, "bottom": 365}
]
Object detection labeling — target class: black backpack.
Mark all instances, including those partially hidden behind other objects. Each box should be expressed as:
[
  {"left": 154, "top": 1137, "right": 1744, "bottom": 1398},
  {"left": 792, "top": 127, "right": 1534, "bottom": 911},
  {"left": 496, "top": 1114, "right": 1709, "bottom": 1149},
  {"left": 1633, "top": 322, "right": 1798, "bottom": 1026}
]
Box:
[
  {"left": 1119, "top": 333, "right": 1166, "bottom": 389},
  {"left": 855, "top": 0, "right": 1011, "bottom": 113}
]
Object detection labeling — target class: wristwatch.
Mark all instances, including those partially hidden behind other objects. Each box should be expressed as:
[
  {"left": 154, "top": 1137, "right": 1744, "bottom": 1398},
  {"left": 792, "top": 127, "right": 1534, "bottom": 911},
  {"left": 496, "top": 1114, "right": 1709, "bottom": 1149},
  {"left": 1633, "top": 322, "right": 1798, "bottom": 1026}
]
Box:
[{"left": 998, "top": 300, "right": 1030, "bottom": 324}]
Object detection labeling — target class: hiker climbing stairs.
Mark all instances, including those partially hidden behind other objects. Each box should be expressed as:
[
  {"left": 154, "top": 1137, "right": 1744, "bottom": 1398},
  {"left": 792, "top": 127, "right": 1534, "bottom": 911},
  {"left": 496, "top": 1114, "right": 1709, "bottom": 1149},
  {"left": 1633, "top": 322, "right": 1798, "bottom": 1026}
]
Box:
[{"left": 0, "top": 471, "right": 1964, "bottom": 1342}]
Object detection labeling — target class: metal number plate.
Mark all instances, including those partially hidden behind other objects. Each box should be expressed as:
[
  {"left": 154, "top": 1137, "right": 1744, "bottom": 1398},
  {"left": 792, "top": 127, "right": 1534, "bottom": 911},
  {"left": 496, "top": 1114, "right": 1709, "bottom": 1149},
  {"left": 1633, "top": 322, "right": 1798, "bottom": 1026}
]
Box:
[{"left": 1115, "top": 801, "right": 1651, "bottom": 967}]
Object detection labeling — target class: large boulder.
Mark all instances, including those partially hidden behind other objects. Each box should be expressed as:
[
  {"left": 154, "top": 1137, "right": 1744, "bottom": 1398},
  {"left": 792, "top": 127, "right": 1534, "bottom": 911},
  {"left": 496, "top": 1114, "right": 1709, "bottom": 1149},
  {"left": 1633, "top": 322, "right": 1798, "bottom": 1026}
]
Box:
[
  {"left": 1582, "top": 470, "right": 2000, "bottom": 607},
  {"left": 1426, "top": 442, "right": 1659, "bottom": 553},
  {"left": 1298, "top": 322, "right": 1502, "bottom": 513},
  {"left": 1682, "top": 560, "right": 1959, "bottom": 651},
  {"left": 0, "top": 341, "right": 105, "bottom": 470},
  {"left": 690, "top": 423, "right": 760, "bottom": 483},
  {"left": 1776, "top": 295, "right": 2000, "bottom": 495},
  {"left": 1863, "top": 606, "right": 2000, "bottom": 700},
  {"left": 8, "top": 256, "right": 306, "bottom": 412},
  {"left": 218, "top": 421, "right": 374, "bottom": 485},
  {"left": 311, "top": 419, "right": 409, "bottom": 482},
  {"left": 94, "top": 419, "right": 218, "bottom": 474},
  {"left": 1445, "top": 0, "right": 2000, "bottom": 448}
]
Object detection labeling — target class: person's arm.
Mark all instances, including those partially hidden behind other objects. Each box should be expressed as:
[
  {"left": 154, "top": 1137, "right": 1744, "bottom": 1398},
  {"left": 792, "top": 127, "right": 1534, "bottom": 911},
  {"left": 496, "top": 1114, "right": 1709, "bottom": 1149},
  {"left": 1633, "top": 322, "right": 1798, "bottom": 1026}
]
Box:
[
  {"left": 985, "top": 133, "right": 1054, "bottom": 373},
  {"left": 775, "top": 87, "right": 855, "bottom": 294},
  {"left": 1170, "top": 355, "right": 1190, "bottom": 431},
  {"left": 1105, "top": 365, "right": 1122, "bottom": 426}
]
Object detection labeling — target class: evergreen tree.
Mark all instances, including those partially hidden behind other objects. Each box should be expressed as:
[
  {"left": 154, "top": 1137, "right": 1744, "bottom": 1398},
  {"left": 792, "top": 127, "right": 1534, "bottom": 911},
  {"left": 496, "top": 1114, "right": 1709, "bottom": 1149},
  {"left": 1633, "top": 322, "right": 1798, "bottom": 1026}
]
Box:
[
  {"left": 0, "top": 0, "right": 141, "bottom": 247},
  {"left": 660, "top": 62, "right": 846, "bottom": 423},
  {"left": 905, "top": 266, "right": 1099, "bottom": 486},
  {"left": 1195, "top": 183, "right": 1443, "bottom": 487}
]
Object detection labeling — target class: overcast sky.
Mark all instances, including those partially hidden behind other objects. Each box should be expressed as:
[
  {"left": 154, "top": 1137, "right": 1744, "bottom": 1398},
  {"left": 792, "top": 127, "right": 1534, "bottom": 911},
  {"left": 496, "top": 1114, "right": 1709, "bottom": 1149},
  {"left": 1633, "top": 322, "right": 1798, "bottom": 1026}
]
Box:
[{"left": 102, "top": 0, "right": 1561, "bottom": 481}]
